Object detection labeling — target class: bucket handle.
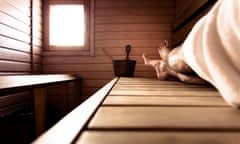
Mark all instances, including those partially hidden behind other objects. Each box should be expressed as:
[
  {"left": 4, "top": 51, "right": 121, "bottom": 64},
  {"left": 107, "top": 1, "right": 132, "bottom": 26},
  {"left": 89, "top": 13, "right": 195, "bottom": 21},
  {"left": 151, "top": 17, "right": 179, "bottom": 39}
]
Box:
[{"left": 125, "top": 45, "right": 131, "bottom": 60}]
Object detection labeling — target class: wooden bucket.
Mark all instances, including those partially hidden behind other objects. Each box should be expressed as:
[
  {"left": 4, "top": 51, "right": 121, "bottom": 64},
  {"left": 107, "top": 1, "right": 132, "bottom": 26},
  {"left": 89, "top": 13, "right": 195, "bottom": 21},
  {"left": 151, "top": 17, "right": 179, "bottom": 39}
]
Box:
[{"left": 113, "top": 59, "right": 136, "bottom": 77}]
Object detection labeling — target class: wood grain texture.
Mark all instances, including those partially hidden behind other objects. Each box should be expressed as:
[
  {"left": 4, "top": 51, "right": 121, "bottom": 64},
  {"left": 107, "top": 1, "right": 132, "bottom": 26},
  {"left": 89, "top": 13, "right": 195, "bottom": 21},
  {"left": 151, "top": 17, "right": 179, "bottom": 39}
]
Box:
[
  {"left": 79, "top": 77, "right": 239, "bottom": 144},
  {"left": 78, "top": 131, "right": 240, "bottom": 144},
  {"left": 173, "top": 0, "right": 208, "bottom": 31},
  {"left": 43, "top": 0, "right": 175, "bottom": 107},
  {"left": 33, "top": 78, "right": 118, "bottom": 144},
  {"left": 172, "top": 0, "right": 216, "bottom": 46},
  {"left": 0, "top": 0, "right": 42, "bottom": 115},
  {"left": 88, "top": 106, "right": 239, "bottom": 129},
  {"left": 36, "top": 77, "right": 240, "bottom": 144},
  {"left": 103, "top": 96, "right": 227, "bottom": 106},
  {"left": 0, "top": 74, "right": 80, "bottom": 136},
  {"left": 34, "top": 87, "right": 47, "bottom": 136},
  {"left": 0, "top": 74, "right": 80, "bottom": 90}
]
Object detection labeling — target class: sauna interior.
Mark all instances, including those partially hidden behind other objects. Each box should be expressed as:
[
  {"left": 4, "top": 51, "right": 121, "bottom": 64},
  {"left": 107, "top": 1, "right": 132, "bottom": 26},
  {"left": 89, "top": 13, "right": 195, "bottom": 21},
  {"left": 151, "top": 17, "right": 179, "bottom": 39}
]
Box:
[{"left": 1, "top": 0, "right": 217, "bottom": 143}]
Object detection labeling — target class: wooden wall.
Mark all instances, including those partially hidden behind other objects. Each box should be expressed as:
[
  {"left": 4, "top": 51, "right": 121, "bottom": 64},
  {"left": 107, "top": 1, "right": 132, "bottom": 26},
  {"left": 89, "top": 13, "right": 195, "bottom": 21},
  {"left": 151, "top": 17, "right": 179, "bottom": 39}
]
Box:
[
  {"left": 43, "top": 0, "right": 175, "bottom": 103},
  {"left": 0, "top": 0, "right": 42, "bottom": 116},
  {"left": 172, "top": 0, "right": 217, "bottom": 46},
  {"left": 0, "top": 0, "right": 217, "bottom": 117}
]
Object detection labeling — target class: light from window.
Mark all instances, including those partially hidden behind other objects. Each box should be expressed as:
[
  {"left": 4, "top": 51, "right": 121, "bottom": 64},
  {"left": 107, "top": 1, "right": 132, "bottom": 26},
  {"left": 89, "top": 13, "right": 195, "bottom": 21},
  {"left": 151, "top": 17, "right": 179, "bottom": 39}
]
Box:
[{"left": 49, "top": 5, "right": 85, "bottom": 46}]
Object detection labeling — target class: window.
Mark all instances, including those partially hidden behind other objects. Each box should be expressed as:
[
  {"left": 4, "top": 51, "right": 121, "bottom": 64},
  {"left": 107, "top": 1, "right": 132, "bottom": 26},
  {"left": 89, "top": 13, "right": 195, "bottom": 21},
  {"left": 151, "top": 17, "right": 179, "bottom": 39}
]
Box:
[
  {"left": 50, "top": 5, "right": 85, "bottom": 46},
  {"left": 45, "top": 0, "right": 94, "bottom": 56}
]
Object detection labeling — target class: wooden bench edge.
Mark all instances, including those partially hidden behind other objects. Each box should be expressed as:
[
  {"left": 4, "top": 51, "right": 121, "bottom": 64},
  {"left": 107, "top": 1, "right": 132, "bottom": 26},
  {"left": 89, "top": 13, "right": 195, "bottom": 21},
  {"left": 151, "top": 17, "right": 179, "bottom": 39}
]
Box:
[{"left": 32, "top": 77, "right": 119, "bottom": 144}]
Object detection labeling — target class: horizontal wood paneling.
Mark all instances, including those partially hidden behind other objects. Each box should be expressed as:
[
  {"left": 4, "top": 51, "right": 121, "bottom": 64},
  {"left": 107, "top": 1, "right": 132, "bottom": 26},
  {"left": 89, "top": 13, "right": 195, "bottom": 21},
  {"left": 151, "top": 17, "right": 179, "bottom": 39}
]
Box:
[
  {"left": 4, "top": 0, "right": 30, "bottom": 16},
  {"left": 96, "top": 16, "right": 173, "bottom": 24},
  {"left": 43, "top": 0, "right": 175, "bottom": 102},
  {"left": 43, "top": 0, "right": 175, "bottom": 107},
  {"left": 172, "top": 0, "right": 217, "bottom": 46},
  {"left": 0, "top": 0, "right": 43, "bottom": 116},
  {"left": 1, "top": 0, "right": 31, "bottom": 74},
  {"left": 0, "top": 60, "right": 31, "bottom": 72},
  {"left": 0, "top": 24, "right": 30, "bottom": 44},
  {"left": 95, "top": 8, "right": 174, "bottom": 16},
  {"left": 0, "top": 35, "right": 31, "bottom": 53},
  {"left": 95, "top": 0, "right": 174, "bottom": 8},
  {"left": 0, "top": 0, "right": 30, "bottom": 25},
  {"left": 0, "top": 11, "right": 30, "bottom": 34},
  {"left": 95, "top": 32, "right": 171, "bottom": 40},
  {"left": 0, "top": 92, "right": 32, "bottom": 108},
  {"left": 95, "top": 24, "right": 171, "bottom": 32},
  {"left": 0, "top": 48, "right": 30, "bottom": 62}
]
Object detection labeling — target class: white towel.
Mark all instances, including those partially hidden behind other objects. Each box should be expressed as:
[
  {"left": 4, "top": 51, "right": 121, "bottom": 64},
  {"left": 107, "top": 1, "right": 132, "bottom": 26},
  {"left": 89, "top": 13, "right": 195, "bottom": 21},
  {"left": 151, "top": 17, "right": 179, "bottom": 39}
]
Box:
[{"left": 182, "top": 0, "right": 240, "bottom": 107}]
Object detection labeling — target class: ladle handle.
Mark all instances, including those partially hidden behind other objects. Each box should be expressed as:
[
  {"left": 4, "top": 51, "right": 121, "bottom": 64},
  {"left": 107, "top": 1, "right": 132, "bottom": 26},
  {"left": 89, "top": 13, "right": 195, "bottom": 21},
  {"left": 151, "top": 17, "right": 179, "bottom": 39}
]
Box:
[{"left": 125, "top": 45, "right": 131, "bottom": 60}]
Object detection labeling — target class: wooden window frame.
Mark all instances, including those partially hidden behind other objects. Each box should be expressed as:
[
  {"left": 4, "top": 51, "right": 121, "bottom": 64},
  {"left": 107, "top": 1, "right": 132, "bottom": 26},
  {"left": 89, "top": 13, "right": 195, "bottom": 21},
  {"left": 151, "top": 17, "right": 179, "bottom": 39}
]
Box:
[{"left": 43, "top": 0, "right": 95, "bottom": 56}]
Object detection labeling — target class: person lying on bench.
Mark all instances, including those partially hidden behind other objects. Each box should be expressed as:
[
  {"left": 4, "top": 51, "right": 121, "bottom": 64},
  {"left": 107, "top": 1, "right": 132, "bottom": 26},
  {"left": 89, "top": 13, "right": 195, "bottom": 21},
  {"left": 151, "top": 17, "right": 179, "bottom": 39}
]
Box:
[
  {"left": 143, "top": 0, "right": 240, "bottom": 108},
  {"left": 143, "top": 40, "right": 207, "bottom": 85}
]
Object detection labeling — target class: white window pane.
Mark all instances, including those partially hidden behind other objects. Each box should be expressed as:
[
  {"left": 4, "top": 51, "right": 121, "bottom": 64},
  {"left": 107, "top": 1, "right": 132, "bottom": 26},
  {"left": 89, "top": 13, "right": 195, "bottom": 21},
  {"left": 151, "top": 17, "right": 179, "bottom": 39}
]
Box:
[{"left": 50, "top": 5, "right": 85, "bottom": 46}]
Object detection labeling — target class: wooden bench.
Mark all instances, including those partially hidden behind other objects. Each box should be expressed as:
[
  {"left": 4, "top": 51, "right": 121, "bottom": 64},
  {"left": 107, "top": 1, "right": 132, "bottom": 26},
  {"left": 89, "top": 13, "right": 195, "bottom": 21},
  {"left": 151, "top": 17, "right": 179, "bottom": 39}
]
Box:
[
  {"left": 33, "top": 77, "right": 240, "bottom": 144},
  {"left": 0, "top": 74, "right": 81, "bottom": 136}
]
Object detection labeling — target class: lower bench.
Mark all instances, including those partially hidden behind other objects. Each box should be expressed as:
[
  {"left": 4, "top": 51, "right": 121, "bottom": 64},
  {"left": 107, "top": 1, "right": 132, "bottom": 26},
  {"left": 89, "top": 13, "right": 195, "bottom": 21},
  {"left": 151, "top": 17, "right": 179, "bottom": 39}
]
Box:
[{"left": 0, "top": 74, "right": 81, "bottom": 136}]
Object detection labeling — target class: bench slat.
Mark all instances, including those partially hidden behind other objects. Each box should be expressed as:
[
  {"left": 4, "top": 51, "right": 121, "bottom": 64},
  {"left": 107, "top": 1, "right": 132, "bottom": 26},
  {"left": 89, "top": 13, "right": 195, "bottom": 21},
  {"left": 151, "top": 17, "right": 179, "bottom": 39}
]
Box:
[
  {"left": 78, "top": 131, "right": 240, "bottom": 144},
  {"left": 88, "top": 106, "right": 240, "bottom": 130},
  {"left": 103, "top": 96, "right": 228, "bottom": 106}
]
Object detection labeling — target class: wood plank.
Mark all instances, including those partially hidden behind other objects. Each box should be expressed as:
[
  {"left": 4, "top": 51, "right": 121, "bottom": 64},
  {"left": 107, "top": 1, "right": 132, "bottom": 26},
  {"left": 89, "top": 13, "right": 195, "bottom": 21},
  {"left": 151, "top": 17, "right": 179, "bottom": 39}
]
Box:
[
  {"left": 42, "top": 54, "right": 153, "bottom": 64},
  {"left": 113, "top": 84, "right": 213, "bottom": 89},
  {"left": 43, "top": 64, "right": 113, "bottom": 72},
  {"left": 117, "top": 77, "right": 181, "bottom": 83},
  {"left": 96, "top": 0, "right": 174, "bottom": 8},
  {"left": 0, "top": 100, "right": 31, "bottom": 116},
  {"left": 96, "top": 24, "right": 171, "bottom": 32},
  {"left": 110, "top": 89, "right": 220, "bottom": 97},
  {"left": 0, "top": 74, "right": 80, "bottom": 91},
  {"left": 0, "top": 48, "right": 30, "bottom": 62},
  {"left": 175, "top": 0, "right": 193, "bottom": 18},
  {"left": 0, "top": 92, "right": 31, "bottom": 108},
  {"left": 0, "top": 11, "right": 30, "bottom": 34},
  {"left": 95, "top": 40, "right": 171, "bottom": 48},
  {"left": 103, "top": 96, "right": 228, "bottom": 107},
  {"left": 34, "top": 87, "right": 47, "bottom": 136},
  {"left": 134, "top": 71, "right": 157, "bottom": 78},
  {"left": 0, "top": 60, "right": 31, "bottom": 72},
  {"left": 3, "top": 0, "right": 30, "bottom": 16},
  {"left": 0, "top": 0, "right": 30, "bottom": 25},
  {"left": 95, "top": 8, "right": 174, "bottom": 16},
  {"left": 173, "top": 0, "right": 208, "bottom": 31},
  {"left": 59, "top": 83, "right": 68, "bottom": 115},
  {"left": 77, "top": 131, "right": 240, "bottom": 144},
  {"left": 112, "top": 85, "right": 216, "bottom": 91},
  {"left": 172, "top": 0, "right": 216, "bottom": 46},
  {"left": 0, "top": 35, "right": 31, "bottom": 52},
  {"left": 115, "top": 77, "right": 212, "bottom": 87},
  {"left": 95, "top": 31, "right": 171, "bottom": 40},
  {"left": 172, "top": 6, "right": 211, "bottom": 46},
  {"left": 32, "top": 78, "right": 118, "bottom": 144},
  {"left": 95, "top": 16, "right": 173, "bottom": 24},
  {"left": 88, "top": 106, "right": 240, "bottom": 129}
]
